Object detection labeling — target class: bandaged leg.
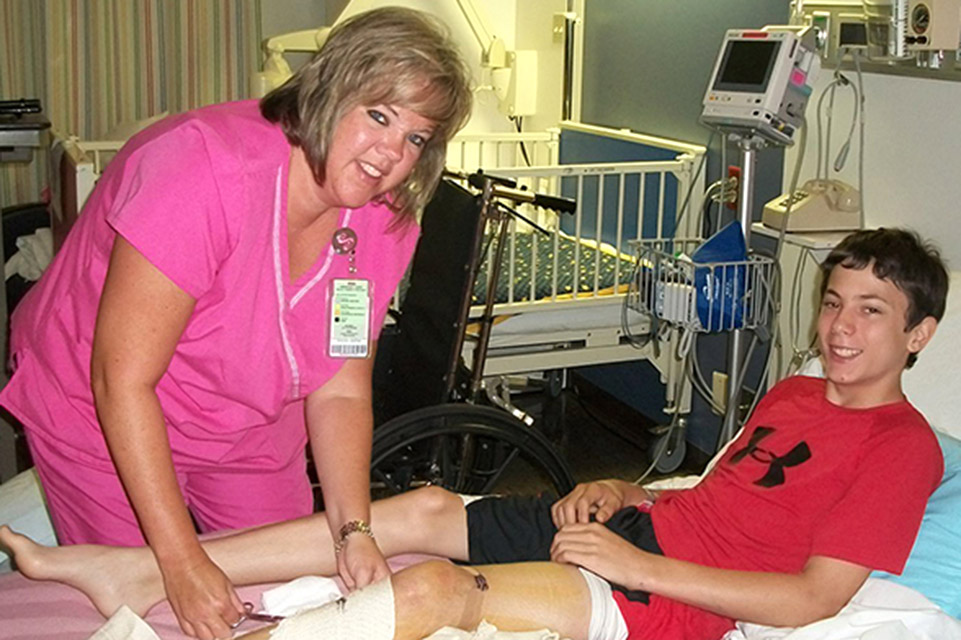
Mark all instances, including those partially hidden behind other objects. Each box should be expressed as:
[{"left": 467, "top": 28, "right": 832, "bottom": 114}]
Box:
[{"left": 270, "top": 577, "right": 395, "bottom": 640}]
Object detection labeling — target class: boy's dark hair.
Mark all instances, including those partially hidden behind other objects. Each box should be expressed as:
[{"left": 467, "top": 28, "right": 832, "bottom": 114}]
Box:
[{"left": 820, "top": 227, "right": 949, "bottom": 368}]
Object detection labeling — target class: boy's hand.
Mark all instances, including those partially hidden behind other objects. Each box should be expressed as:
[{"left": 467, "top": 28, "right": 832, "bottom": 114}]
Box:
[
  {"left": 551, "top": 480, "right": 651, "bottom": 527},
  {"left": 550, "top": 521, "right": 650, "bottom": 590}
]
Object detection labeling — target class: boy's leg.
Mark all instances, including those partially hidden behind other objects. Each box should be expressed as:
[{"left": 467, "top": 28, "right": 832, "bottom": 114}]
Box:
[
  {"left": 0, "top": 486, "right": 471, "bottom": 615},
  {"left": 238, "top": 560, "right": 592, "bottom": 640},
  {"left": 200, "top": 485, "right": 471, "bottom": 585}
]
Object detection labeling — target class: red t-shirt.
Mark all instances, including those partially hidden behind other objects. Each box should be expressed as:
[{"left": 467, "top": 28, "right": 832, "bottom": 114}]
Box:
[{"left": 616, "top": 376, "right": 943, "bottom": 640}]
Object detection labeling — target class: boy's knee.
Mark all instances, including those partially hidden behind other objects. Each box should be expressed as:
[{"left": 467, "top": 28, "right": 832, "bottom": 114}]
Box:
[
  {"left": 391, "top": 561, "right": 488, "bottom": 634},
  {"left": 395, "top": 560, "right": 478, "bottom": 610},
  {"left": 410, "top": 485, "right": 463, "bottom": 519}
]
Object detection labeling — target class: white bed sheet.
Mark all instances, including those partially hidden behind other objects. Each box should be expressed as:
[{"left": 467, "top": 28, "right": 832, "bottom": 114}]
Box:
[
  {"left": 725, "top": 579, "right": 961, "bottom": 640},
  {"left": 486, "top": 301, "right": 642, "bottom": 344}
]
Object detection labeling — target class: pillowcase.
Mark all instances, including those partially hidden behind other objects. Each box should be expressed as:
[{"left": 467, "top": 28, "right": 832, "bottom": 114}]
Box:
[{"left": 872, "top": 430, "right": 961, "bottom": 618}]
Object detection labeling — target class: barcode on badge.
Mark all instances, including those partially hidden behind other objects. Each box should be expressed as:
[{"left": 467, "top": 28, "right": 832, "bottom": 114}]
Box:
[{"left": 331, "top": 344, "right": 367, "bottom": 357}]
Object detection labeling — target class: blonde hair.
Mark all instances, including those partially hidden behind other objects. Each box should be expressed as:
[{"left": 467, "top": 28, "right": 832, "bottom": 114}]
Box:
[{"left": 261, "top": 7, "right": 473, "bottom": 221}]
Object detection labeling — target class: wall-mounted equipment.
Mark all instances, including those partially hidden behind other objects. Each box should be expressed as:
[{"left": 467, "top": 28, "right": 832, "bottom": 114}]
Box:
[
  {"left": 249, "top": 28, "right": 331, "bottom": 98},
  {"left": 700, "top": 27, "right": 821, "bottom": 146},
  {"left": 864, "top": 0, "right": 911, "bottom": 58},
  {"left": 251, "top": 1, "right": 540, "bottom": 117},
  {"left": 906, "top": 0, "right": 961, "bottom": 50},
  {"left": 791, "top": 0, "right": 961, "bottom": 75}
]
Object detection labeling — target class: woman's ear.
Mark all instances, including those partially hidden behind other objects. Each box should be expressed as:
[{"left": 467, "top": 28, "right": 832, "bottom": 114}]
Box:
[{"left": 907, "top": 316, "right": 938, "bottom": 355}]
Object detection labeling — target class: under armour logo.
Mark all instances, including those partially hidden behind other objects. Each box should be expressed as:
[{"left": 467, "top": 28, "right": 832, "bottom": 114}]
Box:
[{"left": 730, "top": 426, "right": 811, "bottom": 487}]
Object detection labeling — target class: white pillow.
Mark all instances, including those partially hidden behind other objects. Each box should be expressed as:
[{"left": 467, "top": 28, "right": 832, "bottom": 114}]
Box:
[
  {"left": 902, "top": 270, "right": 960, "bottom": 438},
  {"left": 0, "top": 468, "right": 57, "bottom": 572}
]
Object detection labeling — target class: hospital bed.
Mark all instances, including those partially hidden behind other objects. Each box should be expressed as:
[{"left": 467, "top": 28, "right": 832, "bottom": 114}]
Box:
[
  {"left": 447, "top": 122, "right": 702, "bottom": 407},
  {"left": 1, "top": 269, "right": 959, "bottom": 638},
  {"left": 0, "top": 258, "right": 961, "bottom": 640},
  {"left": 7, "top": 122, "right": 958, "bottom": 637},
  {"left": 0, "top": 262, "right": 961, "bottom": 640}
]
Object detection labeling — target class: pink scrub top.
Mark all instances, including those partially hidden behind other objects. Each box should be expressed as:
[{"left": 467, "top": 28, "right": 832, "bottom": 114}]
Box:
[{"left": 1, "top": 100, "right": 420, "bottom": 474}]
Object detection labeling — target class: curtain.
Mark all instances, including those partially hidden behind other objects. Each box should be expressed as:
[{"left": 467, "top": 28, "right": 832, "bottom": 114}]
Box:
[{"left": 1, "top": 0, "right": 263, "bottom": 206}]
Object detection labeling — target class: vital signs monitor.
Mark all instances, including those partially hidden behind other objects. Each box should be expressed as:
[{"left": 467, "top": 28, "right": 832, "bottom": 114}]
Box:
[{"left": 701, "top": 27, "right": 820, "bottom": 146}]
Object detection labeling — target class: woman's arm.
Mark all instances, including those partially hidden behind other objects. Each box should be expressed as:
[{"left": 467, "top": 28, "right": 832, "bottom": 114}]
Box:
[
  {"left": 550, "top": 523, "right": 870, "bottom": 627},
  {"left": 305, "top": 347, "right": 390, "bottom": 590},
  {"left": 91, "top": 237, "right": 243, "bottom": 639}
]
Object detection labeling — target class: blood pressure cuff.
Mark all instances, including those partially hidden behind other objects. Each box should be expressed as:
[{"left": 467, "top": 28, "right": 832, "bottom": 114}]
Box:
[{"left": 692, "top": 220, "right": 748, "bottom": 331}]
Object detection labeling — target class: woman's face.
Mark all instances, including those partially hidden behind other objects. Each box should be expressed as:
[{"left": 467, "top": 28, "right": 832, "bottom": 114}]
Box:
[{"left": 317, "top": 103, "right": 437, "bottom": 211}]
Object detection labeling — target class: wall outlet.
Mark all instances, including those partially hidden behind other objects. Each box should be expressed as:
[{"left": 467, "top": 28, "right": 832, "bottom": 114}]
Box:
[
  {"left": 712, "top": 371, "right": 729, "bottom": 415},
  {"left": 726, "top": 165, "right": 740, "bottom": 210}
]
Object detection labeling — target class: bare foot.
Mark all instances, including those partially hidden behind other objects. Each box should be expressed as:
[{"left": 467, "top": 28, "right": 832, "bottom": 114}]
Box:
[{"left": 0, "top": 525, "right": 165, "bottom": 618}]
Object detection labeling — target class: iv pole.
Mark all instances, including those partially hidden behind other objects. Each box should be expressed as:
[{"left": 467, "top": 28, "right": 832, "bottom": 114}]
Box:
[{"left": 720, "top": 135, "right": 765, "bottom": 446}]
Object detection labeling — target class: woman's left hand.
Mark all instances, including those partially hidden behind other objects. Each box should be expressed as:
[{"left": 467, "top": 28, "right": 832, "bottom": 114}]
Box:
[{"left": 337, "top": 532, "right": 391, "bottom": 590}]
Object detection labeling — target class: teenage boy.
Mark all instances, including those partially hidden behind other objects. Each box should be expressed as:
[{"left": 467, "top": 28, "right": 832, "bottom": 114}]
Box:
[{"left": 0, "top": 228, "right": 949, "bottom": 640}]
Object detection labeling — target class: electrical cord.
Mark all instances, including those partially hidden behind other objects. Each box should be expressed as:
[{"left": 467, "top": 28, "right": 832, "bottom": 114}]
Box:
[
  {"left": 623, "top": 172, "right": 728, "bottom": 353},
  {"left": 698, "top": 180, "right": 726, "bottom": 238},
  {"left": 853, "top": 50, "right": 866, "bottom": 227},
  {"left": 815, "top": 77, "right": 843, "bottom": 181},
  {"left": 773, "top": 115, "right": 808, "bottom": 264},
  {"left": 671, "top": 130, "right": 716, "bottom": 236},
  {"left": 510, "top": 116, "right": 533, "bottom": 167},
  {"left": 787, "top": 246, "right": 822, "bottom": 373},
  {"left": 630, "top": 358, "right": 689, "bottom": 485}
]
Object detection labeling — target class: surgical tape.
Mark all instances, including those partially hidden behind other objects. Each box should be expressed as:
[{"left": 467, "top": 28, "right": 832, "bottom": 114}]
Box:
[{"left": 269, "top": 577, "right": 395, "bottom": 640}]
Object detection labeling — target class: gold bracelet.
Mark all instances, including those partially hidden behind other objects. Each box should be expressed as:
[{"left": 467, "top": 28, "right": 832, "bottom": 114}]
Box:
[{"left": 334, "top": 519, "right": 374, "bottom": 554}]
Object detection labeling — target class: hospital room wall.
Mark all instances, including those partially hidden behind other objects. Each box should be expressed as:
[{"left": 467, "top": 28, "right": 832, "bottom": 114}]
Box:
[
  {"left": 328, "top": 0, "right": 566, "bottom": 136},
  {"left": 573, "top": 0, "right": 789, "bottom": 457},
  {"left": 784, "top": 72, "right": 961, "bottom": 268}
]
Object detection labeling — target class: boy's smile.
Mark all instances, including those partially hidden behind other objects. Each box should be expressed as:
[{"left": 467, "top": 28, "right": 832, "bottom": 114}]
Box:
[{"left": 818, "top": 264, "right": 935, "bottom": 408}]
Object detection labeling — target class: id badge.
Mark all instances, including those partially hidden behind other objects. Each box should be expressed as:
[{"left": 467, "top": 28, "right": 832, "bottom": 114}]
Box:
[{"left": 329, "top": 278, "right": 372, "bottom": 358}]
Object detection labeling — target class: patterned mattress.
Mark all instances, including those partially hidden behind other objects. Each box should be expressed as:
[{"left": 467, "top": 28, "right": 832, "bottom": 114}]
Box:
[{"left": 471, "top": 231, "right": 634, "bottom": 305}]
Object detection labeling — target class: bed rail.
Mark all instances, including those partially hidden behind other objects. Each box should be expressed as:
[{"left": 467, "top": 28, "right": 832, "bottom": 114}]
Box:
[
  {"left": 465, "top": 155, "right": 703, "bottom": 317},
  {"left": 446, "top": 130, "right": 559, "bottom": 172}
]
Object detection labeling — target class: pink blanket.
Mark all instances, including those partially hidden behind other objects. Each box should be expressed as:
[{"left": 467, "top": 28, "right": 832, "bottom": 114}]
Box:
[
  {"left": 0, "top": 571, "right": 274, "bottom": 639},
  {"left": 0, "top": 555, "right": 435, "bottom": 639}
]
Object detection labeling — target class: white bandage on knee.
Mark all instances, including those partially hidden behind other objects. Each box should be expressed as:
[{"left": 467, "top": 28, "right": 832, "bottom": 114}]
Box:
[
  {"left": 270, "top": 577, "right": 395, "bottom": 640},
  {"left": 578, "top": 568, "right": 628, "bottom": 640}
]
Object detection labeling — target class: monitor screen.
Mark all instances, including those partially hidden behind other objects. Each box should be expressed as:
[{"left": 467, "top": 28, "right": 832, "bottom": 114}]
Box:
[{"left": 712, "top": 39, "right": 781, "bottom": 93}]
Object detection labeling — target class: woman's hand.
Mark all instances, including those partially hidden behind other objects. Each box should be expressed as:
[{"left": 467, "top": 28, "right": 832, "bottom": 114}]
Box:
[
  {"left": 336, "top": 533, "right": 391, "bottom": 590},
  {"left": 550, "top": 522, "right": 650, "bottom": 591},
  {"left": 551, "top": 479, "right": 651, "bottom": 527},
  {"left": 161, "top": 553, "right": 245, "bottom": 640},
  {"left": 337, "top": 534, "right": 390, "bottom": 591}
]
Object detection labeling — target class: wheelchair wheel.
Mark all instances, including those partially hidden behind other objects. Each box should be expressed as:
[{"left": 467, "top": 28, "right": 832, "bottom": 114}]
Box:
[{"left": 371, "top": 404, "right": 575, "bottom": 499}]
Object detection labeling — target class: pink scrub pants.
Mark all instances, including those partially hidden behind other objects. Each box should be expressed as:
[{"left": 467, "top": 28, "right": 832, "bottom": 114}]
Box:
[{"left": 25, "top": 429, "right": 314, "bottom": 546}]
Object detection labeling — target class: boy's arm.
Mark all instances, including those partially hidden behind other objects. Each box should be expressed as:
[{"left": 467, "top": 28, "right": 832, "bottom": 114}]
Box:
[{"left": 551, "top": 523, "right": 870, "bottom": 628}]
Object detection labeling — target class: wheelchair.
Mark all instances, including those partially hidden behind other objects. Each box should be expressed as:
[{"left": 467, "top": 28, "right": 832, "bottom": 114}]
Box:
[{"left": 365, "top": 173, "right": 577, "bottom": 499}]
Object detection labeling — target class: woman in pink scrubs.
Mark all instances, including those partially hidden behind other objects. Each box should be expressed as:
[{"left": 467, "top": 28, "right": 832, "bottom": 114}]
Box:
[{"left": 0, "top": 8, "right": 471, "bottom": 639}]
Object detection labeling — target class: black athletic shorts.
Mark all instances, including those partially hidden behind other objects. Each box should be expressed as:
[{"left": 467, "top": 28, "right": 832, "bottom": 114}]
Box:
[{"left": 466, "top": 494, "right": 663, "bottom": 604}]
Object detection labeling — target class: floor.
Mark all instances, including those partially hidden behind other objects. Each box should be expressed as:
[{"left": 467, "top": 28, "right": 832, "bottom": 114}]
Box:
[{"left": 507, "top": 372, "right": 704, "bottom": 492}]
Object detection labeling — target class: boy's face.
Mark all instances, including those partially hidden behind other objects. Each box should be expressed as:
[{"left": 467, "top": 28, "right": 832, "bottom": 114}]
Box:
[{"left": 817, "top": 263, "right": 935, "bottom": 408}]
